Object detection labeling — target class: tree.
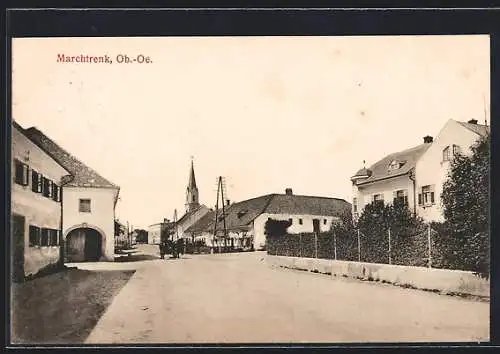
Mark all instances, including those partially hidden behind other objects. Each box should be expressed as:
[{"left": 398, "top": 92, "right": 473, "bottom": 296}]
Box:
[
  {"left": 440, "top": 133, "right": 490, "bottom": 277},
  {"left": 264, "top": 218, "right": 293, "bottom": 238}
]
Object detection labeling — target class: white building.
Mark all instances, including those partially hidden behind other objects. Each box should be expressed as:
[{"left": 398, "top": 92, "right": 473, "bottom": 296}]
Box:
[
  {"left": 24, "top": 126, "right": 120, "bottom": 262},
  {"left": 188, "top": 188, "right": 351, "bottom": 251},
  {"left": 11, "top": 121, "right": 71, "bottom": 281},
  {"left": 351, "top": 119, "right": 490, "bottom": 222}
]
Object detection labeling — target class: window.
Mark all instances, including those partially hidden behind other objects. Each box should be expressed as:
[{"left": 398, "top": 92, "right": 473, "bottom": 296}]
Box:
[
  {"left": 393, "top": 189, "right": 408, "bottom": 205},
  {"left": 29, "top": 225, "right": 41, "bottom": 247},
  {"left": 388, "top": 160, "right": 404, "bottom": 171},
  {"left": 373, "top": 194, "right": 384, "bottom": 205},
  {"left": 79, "top": 199, "right": 91, "bottom": 213},
  {"left": 31, "top": 170, "right": 39, "bottom": 192},
  {"left": 442, "top": 146, "right": 451, "bottom": 162},
  {"left": 353, "top": 198, "right": 358, "bottom": 213},
  {"left": 299, "top": 219, "right": 303, "bottom": 225},
  {"left": 52, "top": 184, "right": 60, "bottom": 202},
  {"left": 418, "top": 185, "right": 435, "bottom": 206},
  {"left": 452, "top": 144, "right": 462, "bottom": 156},
  {"left": 49, "top": 229, "right": 60, "bottom": 246},
  {"left": 288, "top": 218, "right": 293, "bottom": 224},
  {"left": 323, "top": 219, "right": 327, "bottom": 225},
  {"left": 42, "top": 177, "right": 54, "bottom": 198},
  {"left": 14, "top": 159, "right": 29, "bottom": 186},
  {"left": 40, "top": 228, "right": 49, "bottom": 246}
]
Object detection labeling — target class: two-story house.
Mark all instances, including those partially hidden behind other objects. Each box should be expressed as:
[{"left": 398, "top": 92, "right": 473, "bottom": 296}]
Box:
[
  {"left": 23, "top": 126, "right": 120, "bottom": 262},
  {"left": 351, "top": 119, "right": 489, "bottom": 222},
  {"left": 11, "top": 121, "right": 71, "bottom": 281}
]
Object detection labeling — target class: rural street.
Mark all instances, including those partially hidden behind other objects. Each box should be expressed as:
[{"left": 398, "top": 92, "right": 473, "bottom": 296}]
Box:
[{"left": 82, "top": 245, "right": 489, "bottom": 344}]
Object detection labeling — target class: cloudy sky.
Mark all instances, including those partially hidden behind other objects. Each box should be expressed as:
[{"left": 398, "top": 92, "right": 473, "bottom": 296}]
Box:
[{"left": 12, "top": 35, "right": 490, "bottom": 229}]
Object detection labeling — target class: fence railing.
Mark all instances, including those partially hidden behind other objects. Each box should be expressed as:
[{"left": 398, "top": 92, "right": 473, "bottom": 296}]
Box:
[{"left": 266, "top": 224, "right": 465, "bottom": 271}]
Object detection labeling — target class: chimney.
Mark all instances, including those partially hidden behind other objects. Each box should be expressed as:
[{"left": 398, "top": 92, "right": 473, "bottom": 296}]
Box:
[
  {"left": 285, "top": 188, "right": 293, "bottom": 195},
  {"left": 468, "top": 119, "right": 478, "bottom": 125},
  {"left": 423, "top": 135, "right": 433, "bottom": 144}
]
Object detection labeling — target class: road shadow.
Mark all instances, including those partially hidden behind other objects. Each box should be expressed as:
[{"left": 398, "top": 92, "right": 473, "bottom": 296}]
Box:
[
  {"left": 114, "top": 254, "right": 159, "bottom": 262},
  {"left": 10, "top": 268, "right": 135, "bottom": 344}
]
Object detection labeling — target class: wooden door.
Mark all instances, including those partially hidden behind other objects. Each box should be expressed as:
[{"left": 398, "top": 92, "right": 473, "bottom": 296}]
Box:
[
  {"left": 313, "top": 219, "right": 320, "bottom": 234},
  {"left": 12, "top": 214, "right": 25, "bottom": 282}
]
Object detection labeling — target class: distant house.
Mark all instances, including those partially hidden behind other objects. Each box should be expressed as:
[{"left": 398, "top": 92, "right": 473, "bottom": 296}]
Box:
[
  {"left": 351, "top": 119, "right": 490, "bottom": 222},
  {"left": 114, "top": 220, "right": 128, "bottom": 248},
  {"left": 23, "top": 126, "right": 120, "bottom": 262},
  {"left": 11, "top": 121, "right": 71, "bottom": 281},
  {"left": 147, "top": 219, "right": 174, "bottom": 244},
  {"left": 188, "top": 188, "right": 351, "bottom": 251}
]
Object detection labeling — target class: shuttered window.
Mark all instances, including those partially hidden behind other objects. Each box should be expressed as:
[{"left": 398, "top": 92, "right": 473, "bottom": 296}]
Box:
[
  {"left": 421, "top": 185, "right": 435, "bottom": 206},
  {"left": 14, "top": 159, "right": 29, "bottom": 186},
  {"left": 40, "top": 228, "right": 49, "bottom": 246},
  {"left": 393, "top": 190, "right": 408, "bottom": 205},
  {"left": 52, "top": 184, "right": 60, "bottom": 202},
  {"left": 29, "top": 225, "right": 41, "bottom": 247}
]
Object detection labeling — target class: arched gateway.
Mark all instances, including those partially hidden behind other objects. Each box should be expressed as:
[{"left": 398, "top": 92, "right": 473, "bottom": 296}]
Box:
[{"left": 65, "top": 225, "right": 106, "bottom": 262}]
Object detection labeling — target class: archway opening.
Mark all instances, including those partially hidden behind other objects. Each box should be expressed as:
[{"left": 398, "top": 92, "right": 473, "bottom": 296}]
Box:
[{"left": 66, "top": 228, "right": 103, "bottom": 262}]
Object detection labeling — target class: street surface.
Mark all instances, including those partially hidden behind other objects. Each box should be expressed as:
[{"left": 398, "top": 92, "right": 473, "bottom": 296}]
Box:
[{"left": 81, "top": 244, "right": 489, "bottom": 344}]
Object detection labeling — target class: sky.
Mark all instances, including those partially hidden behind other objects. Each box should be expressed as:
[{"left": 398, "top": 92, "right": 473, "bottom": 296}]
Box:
[{"left": 12, "top": 35, "right": 490, "bottom": 229}]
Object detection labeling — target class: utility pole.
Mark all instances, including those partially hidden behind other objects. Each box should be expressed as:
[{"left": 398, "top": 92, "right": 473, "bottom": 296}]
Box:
[
  {"left": 483, "top": 93, "right": 488, "bottom": 126},
  {"left": 213, "top": 176, "right": 229, "bottom": 253}
]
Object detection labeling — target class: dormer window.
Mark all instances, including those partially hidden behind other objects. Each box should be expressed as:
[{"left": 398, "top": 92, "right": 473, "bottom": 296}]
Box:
[{"left": 388, "top": 160, "right": 404, "bottom": 171}]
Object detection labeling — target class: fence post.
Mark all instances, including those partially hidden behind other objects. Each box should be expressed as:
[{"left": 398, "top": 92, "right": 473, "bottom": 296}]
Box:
[
  {"left": 315, "top": 232, "right": 318, "bottom": 259},
  {"left": 299, "top": 233, "right": 302, "bottom": 258},
  {"left": 333, "top": 231, "right": 337, "bottom": 261},
  {"left": 388, "top": 228, "right": 392, "bottom": 265},
  {"left": 427, "top": 224, "right": 432, "bottom": 268},
  {"left": 357, "top": 229, "right": 361, "bottom": 262}
]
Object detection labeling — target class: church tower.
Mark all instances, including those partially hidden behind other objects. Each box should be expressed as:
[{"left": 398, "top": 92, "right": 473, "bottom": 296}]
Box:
[{"left": 185, "top": 159, "right": 200, "bottom": 213}]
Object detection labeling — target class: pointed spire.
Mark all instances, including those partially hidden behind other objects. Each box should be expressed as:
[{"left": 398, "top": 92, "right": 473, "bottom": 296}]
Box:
[{"left": 188, "top": 157, "right": 197, "bottom": 190}]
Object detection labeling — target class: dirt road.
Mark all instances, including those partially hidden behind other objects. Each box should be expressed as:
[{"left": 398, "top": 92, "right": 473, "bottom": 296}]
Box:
[{"left": 84, "top": 245, "right": 489, "bottom": 344}]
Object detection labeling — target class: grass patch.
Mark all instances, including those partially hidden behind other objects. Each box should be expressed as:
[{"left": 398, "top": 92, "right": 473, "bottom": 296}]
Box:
[{"left": 10, "top": 268, "right": 134, "bottom": 344}]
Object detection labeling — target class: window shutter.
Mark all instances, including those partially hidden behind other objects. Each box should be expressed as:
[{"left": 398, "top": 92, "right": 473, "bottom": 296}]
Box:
[
  {"left": 14, "top": 160, "right": 24, "bottom": 184},
  {"left": 32, "top": 170, "right": 38, "bottom": 192},
  {"left": 393, "top": 191, "right": 397, "bottom": 204},
  {"left": 24, "top": 164, "right": 29, "bottom": 185},
  {"left": 431, "top": 192, "right": 435, "bottom": 204},
  {"left": 418, "top": 193, "right": 422, "bottom": 205}
]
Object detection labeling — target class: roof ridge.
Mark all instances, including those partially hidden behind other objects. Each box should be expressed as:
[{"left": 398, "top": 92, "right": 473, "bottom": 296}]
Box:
[{"left": 273, "top": 193, "right": 348, "bottom": 202}]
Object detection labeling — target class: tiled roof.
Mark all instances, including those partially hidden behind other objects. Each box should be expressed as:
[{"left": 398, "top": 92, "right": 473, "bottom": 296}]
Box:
[
  {"left": 190, "top": 193, "right": 350, "bottom": 233},
  {"left": 456, "top": 121, "right": 490, "bottom": 138},
  {"left": 356, "top": 143, "right": 430, "bottom": 186},
  {"left": 184, "top": 210, "right": 216, "bottom": 234},
  {"left": 265, "top": 194, "right": 351, "bottom": 217},
  {"left": 177, "top": 205, "right": 208, "bottom": 225},
  {"left": 23, "top": 126, "right": 119, "bottom": 189},
  {"left": 352, "top": 167, "right": 372, "bottom": 178}
]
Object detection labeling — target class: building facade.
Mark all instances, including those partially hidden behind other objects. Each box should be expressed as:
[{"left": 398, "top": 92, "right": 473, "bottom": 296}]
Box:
[
  {"left": 188, "top": 188, "right": 351, "bottom": 251},
  {"left": 148, "top": 219, "right": 173, "bottom": 244},
  {"left": 351, "top": 119, "right": 489, "bottom": 222},
  {"left": 24, "top": 126, "right": 120, "bottom": 262},
  {"left": 11, "top": 121, "right": 71, "bottom": 281}
]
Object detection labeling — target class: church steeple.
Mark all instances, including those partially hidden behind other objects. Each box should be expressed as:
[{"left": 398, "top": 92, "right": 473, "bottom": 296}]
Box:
[{"left": 185, "top": 158, "right": 199, "bottom": 212}]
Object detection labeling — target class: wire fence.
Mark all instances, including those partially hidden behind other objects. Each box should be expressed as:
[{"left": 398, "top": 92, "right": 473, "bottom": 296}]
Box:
[{"left": 267, "top": 224, "right": 487, "bottom": 272}]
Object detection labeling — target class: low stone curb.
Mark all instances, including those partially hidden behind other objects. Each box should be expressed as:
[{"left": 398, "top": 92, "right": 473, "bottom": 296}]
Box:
[{"left": 266, "top": 255, "right": 490, "bottom": 299}]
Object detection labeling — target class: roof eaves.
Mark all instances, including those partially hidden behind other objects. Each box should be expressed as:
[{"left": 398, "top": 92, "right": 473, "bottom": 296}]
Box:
[{"left": 357, "top": 170, "right": 411, "bottom": 186}]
